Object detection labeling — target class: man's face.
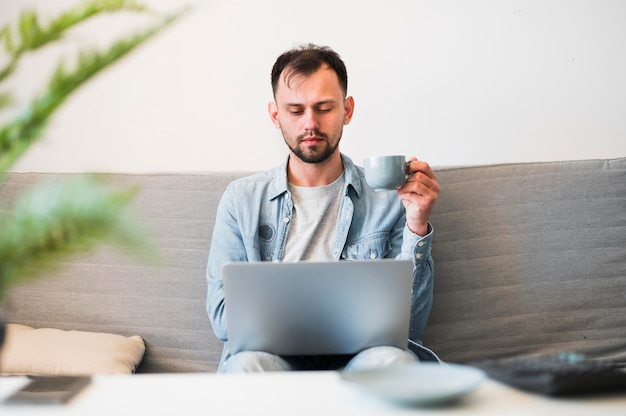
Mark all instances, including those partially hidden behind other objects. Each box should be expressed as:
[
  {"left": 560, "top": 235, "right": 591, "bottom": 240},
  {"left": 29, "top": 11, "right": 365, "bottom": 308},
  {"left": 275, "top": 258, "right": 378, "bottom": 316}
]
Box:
[{"left": 268, "top": 64, "right": 354, "bottom": 164}]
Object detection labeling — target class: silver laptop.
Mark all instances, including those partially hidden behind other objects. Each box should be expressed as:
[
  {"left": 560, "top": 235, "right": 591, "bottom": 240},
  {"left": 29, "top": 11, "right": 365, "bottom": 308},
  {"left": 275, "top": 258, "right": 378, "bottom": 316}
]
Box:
[{"left": 222, "top": 259, "right": 413, "bottom": 356}]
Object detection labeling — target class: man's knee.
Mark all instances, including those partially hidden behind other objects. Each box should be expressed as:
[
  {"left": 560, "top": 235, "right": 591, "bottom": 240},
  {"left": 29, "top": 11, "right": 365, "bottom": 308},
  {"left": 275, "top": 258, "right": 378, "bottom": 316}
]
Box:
[
  {"left": 221, "top": 351, "right": 292, "bottom": 373},
  {"left": 344, "top": 346, "right": 418, "bottom": 372}
]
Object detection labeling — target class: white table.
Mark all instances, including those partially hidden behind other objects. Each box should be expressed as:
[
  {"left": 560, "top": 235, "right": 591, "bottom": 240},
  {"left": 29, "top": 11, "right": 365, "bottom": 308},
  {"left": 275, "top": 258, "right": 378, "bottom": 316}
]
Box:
[{"left": 1, "top": 371, "right": 625, "bottom": 415}]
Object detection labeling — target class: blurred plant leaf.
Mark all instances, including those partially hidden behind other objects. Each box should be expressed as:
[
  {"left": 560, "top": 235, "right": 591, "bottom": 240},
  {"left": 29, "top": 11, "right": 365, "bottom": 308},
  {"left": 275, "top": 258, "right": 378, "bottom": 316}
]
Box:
[
  {"left": 0, "top": 92, "right": 11, "bottom": 110},
  {"left": 0, "top": 175, "right": 154, "bottom": 298},
  {"left": 0, "top": 1, "right": 185, "bottom": 178},
  {"left": 0, "top": 0, "right": 191, "bottom": 301},
  {"left": 0, "top": 0, "right": 147, "bottom": 82}
]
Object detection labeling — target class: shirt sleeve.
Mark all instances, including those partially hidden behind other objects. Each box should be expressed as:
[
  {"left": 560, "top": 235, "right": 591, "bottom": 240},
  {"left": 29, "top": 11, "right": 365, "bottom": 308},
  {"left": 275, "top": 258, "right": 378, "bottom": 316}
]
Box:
[
  {"left": 400, "top": 222, "right": 434, "bottom": 342},
  {"left": 205, "top": 185, "right": 247, "bottom": 342}
]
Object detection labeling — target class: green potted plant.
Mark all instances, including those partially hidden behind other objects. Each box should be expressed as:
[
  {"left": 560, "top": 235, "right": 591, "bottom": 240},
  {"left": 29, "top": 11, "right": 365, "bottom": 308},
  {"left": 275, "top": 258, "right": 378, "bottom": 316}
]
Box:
[{"left": 0, "top": 0, "right": 187, "bottom": 347}]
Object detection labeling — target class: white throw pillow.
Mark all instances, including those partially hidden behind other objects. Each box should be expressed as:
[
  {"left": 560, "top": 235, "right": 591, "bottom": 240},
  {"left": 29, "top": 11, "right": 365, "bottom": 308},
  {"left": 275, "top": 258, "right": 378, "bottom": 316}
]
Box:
[{"left": 0, "top": 323, "right": 145, "bottom": 375}]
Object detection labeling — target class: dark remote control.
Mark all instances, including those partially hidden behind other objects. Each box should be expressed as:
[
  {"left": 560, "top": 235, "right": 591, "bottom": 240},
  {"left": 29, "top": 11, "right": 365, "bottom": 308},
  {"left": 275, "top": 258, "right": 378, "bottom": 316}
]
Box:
[{"left": 470, "top": 352, "right": 626, "bottom": 396}]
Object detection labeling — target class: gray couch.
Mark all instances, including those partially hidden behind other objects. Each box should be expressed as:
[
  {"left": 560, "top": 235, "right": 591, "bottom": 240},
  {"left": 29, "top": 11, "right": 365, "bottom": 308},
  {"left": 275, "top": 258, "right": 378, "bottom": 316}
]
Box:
[{"left": 2, "top": 157, "right": 625, "bottom": 373}]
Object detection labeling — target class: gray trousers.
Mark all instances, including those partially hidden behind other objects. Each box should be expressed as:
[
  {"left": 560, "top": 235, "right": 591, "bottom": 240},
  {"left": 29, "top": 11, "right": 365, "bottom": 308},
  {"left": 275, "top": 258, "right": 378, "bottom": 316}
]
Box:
[{"left": 220, "top": 346, "right": 418, "bottom": 373}]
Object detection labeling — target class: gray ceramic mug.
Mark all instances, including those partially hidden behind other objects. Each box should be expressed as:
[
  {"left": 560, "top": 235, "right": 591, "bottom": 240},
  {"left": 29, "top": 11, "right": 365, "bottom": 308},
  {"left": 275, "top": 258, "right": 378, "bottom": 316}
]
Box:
[{"left": 363, "top": 155, "right": 409, "bottom": 191}]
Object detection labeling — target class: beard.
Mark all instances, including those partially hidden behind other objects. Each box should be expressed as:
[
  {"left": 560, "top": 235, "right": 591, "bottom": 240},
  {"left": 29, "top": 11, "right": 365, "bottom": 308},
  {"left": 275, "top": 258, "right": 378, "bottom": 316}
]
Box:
[{"left": 284, "top": 129, "right": 341, "bottom": 164}]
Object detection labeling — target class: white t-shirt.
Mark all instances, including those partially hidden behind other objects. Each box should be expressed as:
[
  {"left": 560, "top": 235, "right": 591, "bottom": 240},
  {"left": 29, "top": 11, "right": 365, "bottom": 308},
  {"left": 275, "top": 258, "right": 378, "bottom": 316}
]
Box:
[{"left": 283, "top": 175, "right": 345, "bottom": 262}]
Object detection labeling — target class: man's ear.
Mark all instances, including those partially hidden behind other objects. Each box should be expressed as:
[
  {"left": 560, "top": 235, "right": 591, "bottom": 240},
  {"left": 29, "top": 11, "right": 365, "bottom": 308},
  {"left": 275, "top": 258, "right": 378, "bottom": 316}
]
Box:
[
  {"left": 343, "top": 96, "right": 355, "bottom": 125},
  {"left": 268, "top": 102, "right": 280, "bottom": 128}
]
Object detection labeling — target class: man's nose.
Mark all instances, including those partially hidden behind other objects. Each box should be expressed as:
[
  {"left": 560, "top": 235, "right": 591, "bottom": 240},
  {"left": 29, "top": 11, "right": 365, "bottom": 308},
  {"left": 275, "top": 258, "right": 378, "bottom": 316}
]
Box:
[{"left": 303, "top": 110, "right": 319, "bottom": 132}]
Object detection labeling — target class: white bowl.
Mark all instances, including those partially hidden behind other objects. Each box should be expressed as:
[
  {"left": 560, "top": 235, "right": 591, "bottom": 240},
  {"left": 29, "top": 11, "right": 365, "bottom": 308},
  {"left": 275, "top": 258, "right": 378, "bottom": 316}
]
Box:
[{"left": 340, "top": 362, "right": 486, "bottom": 406}]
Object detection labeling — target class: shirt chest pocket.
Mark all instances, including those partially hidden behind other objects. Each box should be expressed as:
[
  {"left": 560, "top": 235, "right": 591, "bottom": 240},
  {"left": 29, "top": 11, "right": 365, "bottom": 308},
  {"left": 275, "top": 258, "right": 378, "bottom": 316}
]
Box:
[
  {"left": 341, "top": 233, "right": 392, "bottom": 260},
  {"left": 245, "top": 224, "right": 276, "bottom": 261}
]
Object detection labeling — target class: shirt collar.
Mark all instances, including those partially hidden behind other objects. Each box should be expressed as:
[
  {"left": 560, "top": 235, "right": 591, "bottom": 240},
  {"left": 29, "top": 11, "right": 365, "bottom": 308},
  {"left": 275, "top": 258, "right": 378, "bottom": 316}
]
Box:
[{"left": 266, "top": 153, "right": 364, "bottom": 200}]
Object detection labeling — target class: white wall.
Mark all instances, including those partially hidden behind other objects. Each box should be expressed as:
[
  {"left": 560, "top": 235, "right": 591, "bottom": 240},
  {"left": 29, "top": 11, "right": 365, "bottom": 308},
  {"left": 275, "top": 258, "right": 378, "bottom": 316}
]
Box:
[{"left": 2, "top": 0, "right": 625, "bottom": 173}]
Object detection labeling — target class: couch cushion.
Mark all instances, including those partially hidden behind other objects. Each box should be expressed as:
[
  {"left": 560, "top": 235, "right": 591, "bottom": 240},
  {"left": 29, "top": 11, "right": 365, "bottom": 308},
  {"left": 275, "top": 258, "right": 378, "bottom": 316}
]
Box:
[
  {"left": 421, "top": 158, "right": 626, "bottom": 363},
  {"left": 0, "top": 324, "right": 145, "bottom": 375}
]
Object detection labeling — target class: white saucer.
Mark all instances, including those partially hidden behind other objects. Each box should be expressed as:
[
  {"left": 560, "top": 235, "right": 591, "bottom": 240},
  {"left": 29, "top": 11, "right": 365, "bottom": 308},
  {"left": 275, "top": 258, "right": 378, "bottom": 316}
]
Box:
[{"left": 340, "top": 362, "right": 485, "bottom": 406}]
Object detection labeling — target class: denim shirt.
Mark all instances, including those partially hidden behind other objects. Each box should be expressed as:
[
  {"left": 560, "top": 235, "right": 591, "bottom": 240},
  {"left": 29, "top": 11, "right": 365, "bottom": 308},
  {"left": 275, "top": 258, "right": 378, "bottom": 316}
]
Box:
[{"left": 206, "top": 154, "right": 437, "bottom": 362}]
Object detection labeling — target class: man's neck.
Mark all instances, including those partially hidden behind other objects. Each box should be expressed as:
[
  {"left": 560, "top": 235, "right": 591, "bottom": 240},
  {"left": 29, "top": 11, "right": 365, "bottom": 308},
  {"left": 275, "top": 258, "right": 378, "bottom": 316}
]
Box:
[{"left": 287, "top": 152, "right": 344, "bottom": 187}]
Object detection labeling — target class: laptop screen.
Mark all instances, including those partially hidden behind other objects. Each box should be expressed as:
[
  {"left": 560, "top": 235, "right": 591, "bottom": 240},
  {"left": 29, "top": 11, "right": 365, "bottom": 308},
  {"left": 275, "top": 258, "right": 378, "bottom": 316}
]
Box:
[{"left": 223, "top": 259, "right": 413, "bottom": 356}]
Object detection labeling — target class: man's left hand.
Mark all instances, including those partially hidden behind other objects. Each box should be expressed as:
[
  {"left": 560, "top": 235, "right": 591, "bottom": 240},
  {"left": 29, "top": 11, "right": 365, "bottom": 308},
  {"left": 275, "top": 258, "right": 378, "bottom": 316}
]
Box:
[{"left": 396, "top": 157, "right": 440, "bottom": 236}]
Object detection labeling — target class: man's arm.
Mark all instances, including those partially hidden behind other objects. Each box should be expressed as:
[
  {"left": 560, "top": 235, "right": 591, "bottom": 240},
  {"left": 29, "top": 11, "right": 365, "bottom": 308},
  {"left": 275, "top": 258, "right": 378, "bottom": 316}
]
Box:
[
  {"left": 205, "top": 187, "right": 247, "bottom": 342},
  {"left": 396, "top": 157, "right": 438, "bottom": 339},
  {"left": 399, "top": 221, "right": 435, "bottom": 341}
]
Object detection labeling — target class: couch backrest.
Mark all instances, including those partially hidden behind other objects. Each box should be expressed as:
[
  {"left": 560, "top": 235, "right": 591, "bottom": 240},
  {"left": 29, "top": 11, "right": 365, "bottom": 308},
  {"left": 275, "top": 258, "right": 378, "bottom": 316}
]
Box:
[
  {"left": 421, "top": 158, "right": 626, "bottom": 363},
  {"left": 1, "top": 172, "right": 249, "bottom": 373},
  {"left": 2, "top": 158, "right": 625, "bottom": 372}
]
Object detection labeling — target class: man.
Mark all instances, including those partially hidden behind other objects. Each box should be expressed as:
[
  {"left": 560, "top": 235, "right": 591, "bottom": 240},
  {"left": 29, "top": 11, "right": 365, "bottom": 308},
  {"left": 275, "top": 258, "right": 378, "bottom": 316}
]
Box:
[{"left": 206, "top": 43, "right": 440, "bottom": 372}]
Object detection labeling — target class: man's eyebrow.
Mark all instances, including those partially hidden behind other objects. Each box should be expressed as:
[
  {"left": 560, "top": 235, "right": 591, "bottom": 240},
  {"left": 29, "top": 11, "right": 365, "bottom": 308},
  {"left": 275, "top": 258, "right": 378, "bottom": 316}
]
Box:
[
  {"left": 315, "top": 100, "right": 337, "bottom": 106},
  {"left": 284, "top": 99, "right": 337, "bottom": 107}
]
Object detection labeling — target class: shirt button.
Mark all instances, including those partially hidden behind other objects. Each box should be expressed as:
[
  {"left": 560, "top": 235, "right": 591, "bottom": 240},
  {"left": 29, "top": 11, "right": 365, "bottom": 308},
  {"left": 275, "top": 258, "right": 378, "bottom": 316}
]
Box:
[
  {"left": 418, "top": 241, "right": 425, "bottom": 247},
  {"left": 415, "top": 253, "right": 422, "bottom": 259},
  {"left": 369, "top": 252, "right": 377, "bottom": 259},
  {"left": 283, "top": 217, "right": 290, "bottom": 223}
]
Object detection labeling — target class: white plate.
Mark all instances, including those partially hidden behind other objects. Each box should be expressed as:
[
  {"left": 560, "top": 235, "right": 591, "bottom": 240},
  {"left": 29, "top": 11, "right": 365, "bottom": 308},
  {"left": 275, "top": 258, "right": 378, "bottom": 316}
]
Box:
[{"left": 340, "top": 362, "right": 485, "bottom": 406}]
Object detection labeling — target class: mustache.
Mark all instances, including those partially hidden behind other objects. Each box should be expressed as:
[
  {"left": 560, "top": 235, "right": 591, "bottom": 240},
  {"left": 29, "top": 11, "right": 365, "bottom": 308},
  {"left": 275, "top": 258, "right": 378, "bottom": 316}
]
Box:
[{"left": 297, "top": 130, "right": 328, "bottom": 141}]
